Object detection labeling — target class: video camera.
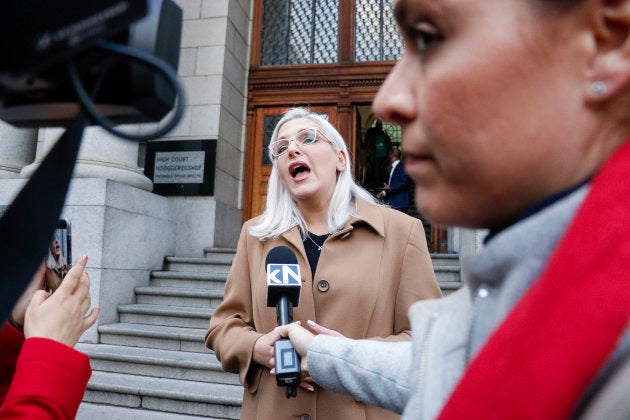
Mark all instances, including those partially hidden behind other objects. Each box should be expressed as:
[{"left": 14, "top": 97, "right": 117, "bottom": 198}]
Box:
[
  {"left": 0, "top": 0, "right": 183, "bottom": 132},
  {"left": 0, "top": 0, "right": 185, "bottom": 322}
]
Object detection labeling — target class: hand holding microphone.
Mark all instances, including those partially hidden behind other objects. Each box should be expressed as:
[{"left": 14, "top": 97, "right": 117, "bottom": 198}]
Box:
[
  {"left": 273, "top": 320, "right": 344, "bottom": 378},
  {"left": 265, "top": 246, "right": 302, "bottom": 398}
]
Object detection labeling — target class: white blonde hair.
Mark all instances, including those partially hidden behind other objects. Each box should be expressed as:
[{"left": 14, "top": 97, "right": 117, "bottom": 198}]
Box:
[
  {"left": 249, "top": 108, "right": 379, "bottom": 240},
  {"left": 46, "top": 231, "right": 67, "bottom": 269}
]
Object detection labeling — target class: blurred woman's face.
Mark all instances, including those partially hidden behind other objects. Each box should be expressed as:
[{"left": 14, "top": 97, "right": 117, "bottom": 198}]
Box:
[
  {"left": 50, "top": 238, "right": 61, "bottom": 257},
  {"left": 374, "top": 0, "right": 595, "bottom": 230},
  {"left": 274, "top": 118, "right": 346, "bottom": 207}
]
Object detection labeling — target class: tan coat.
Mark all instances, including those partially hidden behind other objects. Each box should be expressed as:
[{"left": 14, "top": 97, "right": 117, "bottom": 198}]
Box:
[{"left": 206, "top": 199, "right": 441, "bottom": 420}]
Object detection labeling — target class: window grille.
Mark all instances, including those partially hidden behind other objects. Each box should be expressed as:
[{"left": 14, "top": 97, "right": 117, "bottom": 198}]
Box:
[
  {"left": 261, "top": 0, "right": 339, "bottom": 66},
  {"left": 382, "top": 121, "right": 401, "bottom": 149},
  {"left": 354, "top": 0, "right": 402, "bottom": 62},
  {"left": 262, "top": 114, "right": 283, "bottom": 165}
]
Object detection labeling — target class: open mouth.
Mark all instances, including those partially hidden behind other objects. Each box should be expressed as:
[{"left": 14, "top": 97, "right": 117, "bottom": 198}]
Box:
[{"left": 289, "top": 162, "right": 311, "bottom": 178}]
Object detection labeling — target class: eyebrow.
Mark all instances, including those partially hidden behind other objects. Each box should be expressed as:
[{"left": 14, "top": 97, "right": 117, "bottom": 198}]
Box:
[
  {"left": 394, "top": 0, "right": 444, "bottom": 26},
  {"left": 393, "top": 0, "right": 407, "bottom": 24},
  {"left": 277, "top": 127, "right": 317, "bottom": 139}
]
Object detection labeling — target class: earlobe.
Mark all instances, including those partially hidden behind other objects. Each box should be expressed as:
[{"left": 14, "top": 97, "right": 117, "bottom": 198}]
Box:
[{"left": 585, "top": 0, "right": 630, "bottom": 102}]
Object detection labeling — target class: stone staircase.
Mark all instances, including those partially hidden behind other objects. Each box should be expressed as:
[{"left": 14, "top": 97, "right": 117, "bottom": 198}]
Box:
[
  {"left": 76, "top": 249, "right": 243, "bottom": 419},
  {"left": 76, "top": 249, "right": 461, "bottom": 419},
  {"left": 431, "top": 253, "right": 463, "bottom": 294}
]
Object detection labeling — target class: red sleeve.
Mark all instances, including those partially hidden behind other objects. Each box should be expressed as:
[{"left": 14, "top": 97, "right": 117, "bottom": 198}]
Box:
[
  {"left": 0, "top": 337, "right": 92, "bottom": 419},
  {"left": 0, "top": 320, "right": 25, "bottom": 403}
]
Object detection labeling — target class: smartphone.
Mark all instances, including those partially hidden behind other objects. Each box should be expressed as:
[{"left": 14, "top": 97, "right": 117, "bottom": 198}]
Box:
[{"left": 44, "top": 219, "right": 72, "bottom": 293}]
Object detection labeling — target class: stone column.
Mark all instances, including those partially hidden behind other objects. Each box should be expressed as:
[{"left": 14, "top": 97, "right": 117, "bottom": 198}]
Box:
[
  {"left": 21, "top": 126, "right": 152, "bottom": 191},
  {"left": 0, "top": 121, "right": 37, "bottom": 178}
]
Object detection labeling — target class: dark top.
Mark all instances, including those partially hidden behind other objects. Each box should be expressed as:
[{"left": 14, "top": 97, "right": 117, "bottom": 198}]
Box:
[
  {"left": 485, "top": 178, "right": 591, "bottom": 243},
  {"left": 303, "top": 232, "right": 330, "bottom": 279}
]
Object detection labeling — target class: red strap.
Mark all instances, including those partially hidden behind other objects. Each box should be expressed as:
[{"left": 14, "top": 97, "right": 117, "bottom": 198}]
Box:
[{"left": 438, "top": 141, "right": 630, "bottom": 419}]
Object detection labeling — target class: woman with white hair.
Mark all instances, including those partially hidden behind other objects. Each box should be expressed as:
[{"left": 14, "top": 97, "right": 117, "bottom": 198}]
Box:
[
  {"left": 206, "top": 107, "right": 441, "bottom": 420},
  {"left": 44, "top": 231, "right": 68, "bottom": 292}
]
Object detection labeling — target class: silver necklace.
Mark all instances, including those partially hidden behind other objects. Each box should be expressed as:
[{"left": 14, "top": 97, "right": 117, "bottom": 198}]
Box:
[{"left": 305, "top": 233, "right": 326, "bottom": 251}]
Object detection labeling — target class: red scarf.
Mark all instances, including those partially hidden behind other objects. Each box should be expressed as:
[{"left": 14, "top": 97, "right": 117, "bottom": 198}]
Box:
[{"left": 438, "top": 140, "right": 630, "bottom": 419}]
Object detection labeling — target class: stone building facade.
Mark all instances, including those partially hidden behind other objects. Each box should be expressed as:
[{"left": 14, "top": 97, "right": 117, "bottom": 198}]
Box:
[{"left": 0, "top": 0, "right": 481, "bottom": 342}]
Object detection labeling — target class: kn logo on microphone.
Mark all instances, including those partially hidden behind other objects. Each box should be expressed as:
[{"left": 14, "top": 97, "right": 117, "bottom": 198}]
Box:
[{"left": 266, "top": 264, "right": 300, "bottom": 285}]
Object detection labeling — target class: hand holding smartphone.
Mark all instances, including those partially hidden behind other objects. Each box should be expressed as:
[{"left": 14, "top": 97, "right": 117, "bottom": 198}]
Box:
[{"left": 44, "top": 219, "right": 71, "bottom": 293}]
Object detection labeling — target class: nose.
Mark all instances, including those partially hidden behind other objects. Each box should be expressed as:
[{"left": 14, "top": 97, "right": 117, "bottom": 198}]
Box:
[
  {"left": 286, "top": 138, "right": 302, "bottom": 156},
  {"left": 373, "top": 54, "right": 416, "bottom": 125}
]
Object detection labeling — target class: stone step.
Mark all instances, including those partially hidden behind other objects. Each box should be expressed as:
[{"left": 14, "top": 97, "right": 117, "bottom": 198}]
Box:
[
  {"left": 118, "top": 303, "right": 213, "bottom": 329},
  {"left": 429, "top": 253, "right": 461, "bottom": 267},
  {"left": 438, "top": 281, "right": 465, "bottom": 295},
  {"left": 83, "top": 371, "right": 242, "bottom": 419},
  {"left": 164, "top": 256, "right": 232, "bottom": 274},
  {"left": 150, "top": 271, "right": 227, "bottom": 290},
  {"left": 202, "top": 247, "right": 237, "bottom": 262},
  {"left": 76, "top": 343, "right": 239, "bottom": 385},
  {"left": 135, "top": 286, "right": 225, "bottom": 309},
  {"left": 152, "top": 264, "right": 459, "bottom": 293},
  {"left": 434, "top": 265, "right": 462, "bottom": 286},
  {"left": 99, "top": 323, "right": 209, "bottom": 354},
  {"left": 77, "top": 402, "right": 215, "bottom": 420},
  {"left": 430, "top": 253, "right": 462, "bottom": 290}
]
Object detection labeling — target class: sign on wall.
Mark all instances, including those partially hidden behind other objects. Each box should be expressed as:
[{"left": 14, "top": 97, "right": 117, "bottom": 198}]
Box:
[{"left": 144, "top": 139, "right": 216, "bottom": 196}]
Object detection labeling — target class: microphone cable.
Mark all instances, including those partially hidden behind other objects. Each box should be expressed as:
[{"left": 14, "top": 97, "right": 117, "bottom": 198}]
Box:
[{"left": 66, "top": 39, "right": 185, "bottom": 142}]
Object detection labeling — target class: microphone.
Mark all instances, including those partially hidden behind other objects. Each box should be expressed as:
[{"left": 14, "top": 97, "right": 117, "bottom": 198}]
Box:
[{"left": 266, "top": 246, "right": 302, "bottom": 398}]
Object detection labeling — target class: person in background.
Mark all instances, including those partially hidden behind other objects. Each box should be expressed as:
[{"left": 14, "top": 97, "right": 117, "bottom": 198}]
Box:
[
  {"left": 274, "top": 0, "right": 630, "bottom": 418},
  {"left": 364, "top": 119, "right": 392, "bottom": 188},
  {"left": 377, "top": 149, "right": 410, "bottom": 213},
  {"left": 0, "top": 256, "right": 100, "bottom": 418},
  {"left": 206, "top": 107, "right": 441, "bottom": 420}
]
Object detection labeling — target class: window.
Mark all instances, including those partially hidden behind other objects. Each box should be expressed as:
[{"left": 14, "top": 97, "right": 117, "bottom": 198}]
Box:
[
  {"left": 382, "top": 121, "right": 401, "bottom": 150},
  {"left": 259, "top": 0, "right": 401, "bottom": 66},
  {"left": 354, "top": 0, "right": 402, "bottom": 62},
  {"left": 261, "top": 114, "right": 282, "bottom": 165},
  {"left": 260, "top": 0, "right": 339, "bottom": 65}
]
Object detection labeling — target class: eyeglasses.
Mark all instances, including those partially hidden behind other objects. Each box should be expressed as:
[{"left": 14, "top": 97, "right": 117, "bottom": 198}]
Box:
[{"left": 268, "top": 128, "right": 327, "bottom": 158}]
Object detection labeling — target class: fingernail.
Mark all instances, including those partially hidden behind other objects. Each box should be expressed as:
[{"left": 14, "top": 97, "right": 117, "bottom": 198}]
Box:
[
  {"left": 270, "top": 368, "right": 275, "bottom": 375},
  {"left": 83, "top": 255, "right": 88, "bottom": 261},
  {"left": 307, "top": 320, "right": 317, "bottom": 327}
]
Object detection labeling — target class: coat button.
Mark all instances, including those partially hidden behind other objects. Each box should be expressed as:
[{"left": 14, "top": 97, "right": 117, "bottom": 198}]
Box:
[
  {"left": 300, "top": 414, "right": 312, "bottom": 420},
  {"left": 317, "top": 280, "right": 329, "bottom": 292}
]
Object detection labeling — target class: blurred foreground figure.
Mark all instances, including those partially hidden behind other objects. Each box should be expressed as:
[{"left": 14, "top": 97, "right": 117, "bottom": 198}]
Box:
[
  {"left": 275, "top": 0, "right": 630, "bottom": 418},
  {"left": 0, "top": 256, "right": 99, "bottom": 418}
]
